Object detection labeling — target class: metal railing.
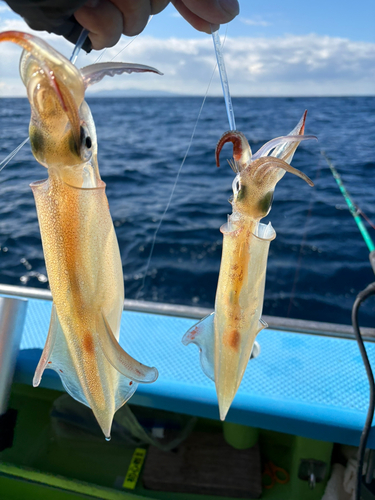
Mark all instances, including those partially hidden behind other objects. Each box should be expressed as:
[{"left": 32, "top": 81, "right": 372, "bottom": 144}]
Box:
[
  {"left": 0, "top": 283, "right": 373, "bottom": 341},
  {"left": 0, "top": 296, "right": 28, "bottom": 416}
]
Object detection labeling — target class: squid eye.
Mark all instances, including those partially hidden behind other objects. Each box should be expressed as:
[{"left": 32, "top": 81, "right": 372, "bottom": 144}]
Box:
[
  {"left": 259, "top": 191, "right": 274, "bottom": 215},
  {"left": 80, "top": 126, "right": 92, "bottom": 149},
  {"left": 232, "top": 176, "right": 241, "bottom": 195},
  {"left": 79, "top": 125, "right": 93, "bottom": 161},
  {"left": 30, "top": 127, "right": 44, "bottom": 154}
]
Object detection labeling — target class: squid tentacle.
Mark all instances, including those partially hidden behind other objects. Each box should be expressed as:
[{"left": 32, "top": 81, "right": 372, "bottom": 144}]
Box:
[
  {"left": 216, "top": 131, "right": 252, "bottom": 171},
  {"left": 250, "top": 157, "right": 314, "bottom": 187}
]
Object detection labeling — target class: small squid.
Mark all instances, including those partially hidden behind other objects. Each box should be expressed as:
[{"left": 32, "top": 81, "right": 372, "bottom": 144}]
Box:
[
  {"left": 0, "top": 31, "right": 162, "bottom": 438},
  {"left": 183, "top": 112, "right": 316, "bottom": 420}
]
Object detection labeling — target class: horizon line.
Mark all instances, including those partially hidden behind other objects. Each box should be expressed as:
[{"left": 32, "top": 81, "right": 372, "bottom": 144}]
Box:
[{"left": 1, "top": 94, "right": 375, "bottom": 99}]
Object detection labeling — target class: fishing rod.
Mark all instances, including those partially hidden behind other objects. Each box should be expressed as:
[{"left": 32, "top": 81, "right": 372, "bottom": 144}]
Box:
[
  {"left": 321, "top": 150, "right": 375, "bottom": 274},
  {"left": 322, "top": 151, "right": 375, "bottom": 500}
]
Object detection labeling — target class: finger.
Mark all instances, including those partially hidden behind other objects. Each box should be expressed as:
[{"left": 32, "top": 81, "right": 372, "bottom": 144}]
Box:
[
  {"left": 110, "top": 0, "right": 149, "bottom": 37},
  {"left": 75, "top": 0, "right": 123, "bottom": 50},
  {"left": 182, "top": 0, "right": 239, "bottom": 23},
  {"left": 172, "top": 0, "right": 214, "bottom": 34},
  {"left": 99, "top": 0, "right": 169, "bottom": 38},
  {"left": 172, "top": 0, "right": 239, "bottom": 33},
  {"left": 150, "top": 0, "right": 171, "bottom": 15}
]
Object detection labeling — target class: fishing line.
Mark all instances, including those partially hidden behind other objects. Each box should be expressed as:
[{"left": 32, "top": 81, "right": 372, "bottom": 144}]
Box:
[
  {"left": 0, "top": 137, "right": 30, "bottom": 175},
  {"left": 93, "top": 15, "right": 154, "bottom": 64},
  {"left": 110, "top": 15, "right": 153, "bottom": 62},
  {"left": 135, "top": 67, "right": 217, "bottom": 299},
  {"left": 319, "top": 150, "right": 375, "bottom": 500},
  {"left": 0, "top": 29, "right": 88, "bottom": 173},
  {"left": 93, "top": 48, "right": 107, "bottom": 63},
  {"left": 287, "top": 152, "right": 323, "bottom": 318},
  {"left": 288, "top": 150, "right": 375, "bottom": 316},
  {"left": 135, "top": 26, "right": 230, "bottom": 299},
  {"left": 321, "top": 150, "right": 375, "bottom": 261},
  {"left": 92, "top": 30, "right": 137, "bottom": 64},
  {"left": 352, "top": 284, "right": 375, "bottom": 500},
  {"left": 109, "top": 36, "right": 138, "bottom": 61},
  {"left": 358, "top": 208, "right": 375, "bottom": 232}
]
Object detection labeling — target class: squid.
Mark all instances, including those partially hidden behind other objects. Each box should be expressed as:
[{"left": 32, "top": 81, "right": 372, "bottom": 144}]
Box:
[
  {"left": 183, "top": 112, "right": 316, "bottom": 420},
  {"left": 0, "top": 31, "right": 161, "bottom": 439}
]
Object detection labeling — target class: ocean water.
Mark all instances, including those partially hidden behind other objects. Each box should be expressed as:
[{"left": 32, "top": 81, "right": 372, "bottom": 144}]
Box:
[{"left": 0, "top": 96, "right": 374, "bottom": 327}]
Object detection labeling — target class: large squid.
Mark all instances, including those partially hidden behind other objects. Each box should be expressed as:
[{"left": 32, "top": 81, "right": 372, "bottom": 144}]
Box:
[
  {"left": 183, "top": 112, "right": 316, "bottom": 420},
  {"left": 0, "top": 31, "right": 161, "bottom": 438}
]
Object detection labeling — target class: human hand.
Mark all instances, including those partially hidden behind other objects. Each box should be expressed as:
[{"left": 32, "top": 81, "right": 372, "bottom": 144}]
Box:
[{"left": 74, "top": 0, "right": 240, "bottom": 50}]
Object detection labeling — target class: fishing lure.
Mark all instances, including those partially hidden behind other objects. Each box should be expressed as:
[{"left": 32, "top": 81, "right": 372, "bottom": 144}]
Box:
[
  {"left": 0, "top": 31, "right": 162, "bottom": 438},
  {"left": 183, "top": 112, "right": 315, "bottom": 420}
]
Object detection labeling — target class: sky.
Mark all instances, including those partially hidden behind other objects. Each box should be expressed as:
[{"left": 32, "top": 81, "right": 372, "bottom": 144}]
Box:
[{"left": 0, "top": 0, "right": 374, "bottom": 97}]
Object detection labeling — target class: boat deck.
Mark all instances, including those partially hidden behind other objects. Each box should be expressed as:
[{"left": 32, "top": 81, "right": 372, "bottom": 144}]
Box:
[{"left": 3, "top": 286, "right": 375, "bottom": 448}]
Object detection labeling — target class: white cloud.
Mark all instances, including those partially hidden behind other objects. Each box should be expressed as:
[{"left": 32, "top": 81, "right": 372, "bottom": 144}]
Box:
[
  {"left": 0, "top": 16, "right": 374, "bottom": 97},
  {"left": 240, "top": 17, "right": 271, "bottom": 27},
  {"left": 0, "top": 5, "right": 11, "bottom": 13}
]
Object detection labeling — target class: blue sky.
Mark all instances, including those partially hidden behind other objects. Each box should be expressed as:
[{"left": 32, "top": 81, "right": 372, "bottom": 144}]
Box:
[
  {"left": 0, "top": 0, "right": 374, "bottom": 96},
  {"left": 1, "top": 0, "right": 374, "bottom": 40},
  {"left": 148, "top": 1, "right": 375, "bottom": 43}
]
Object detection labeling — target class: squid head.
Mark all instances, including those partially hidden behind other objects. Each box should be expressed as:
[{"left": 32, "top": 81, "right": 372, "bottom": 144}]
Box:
[
  {"left": 0, "top": 31, "right": 162, "bottom": 187},
  {"left": 216, "top": 127, "right": 315, "bottom": 222}
]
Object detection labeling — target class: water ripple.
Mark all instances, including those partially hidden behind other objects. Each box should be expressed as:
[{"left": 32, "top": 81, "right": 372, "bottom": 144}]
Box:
[{"left": 0, "top": 96, "right": 374, "bottom": 326}]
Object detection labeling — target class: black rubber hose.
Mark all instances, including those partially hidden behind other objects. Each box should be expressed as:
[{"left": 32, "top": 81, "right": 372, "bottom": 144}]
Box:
[{"left": 352, "top": 282, "right": 375, "bottom": 500}]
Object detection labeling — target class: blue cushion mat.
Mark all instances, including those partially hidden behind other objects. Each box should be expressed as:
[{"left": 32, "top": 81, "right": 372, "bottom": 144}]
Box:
[{"left": 7, "top": 296, "right": 375, "bottom": 447}]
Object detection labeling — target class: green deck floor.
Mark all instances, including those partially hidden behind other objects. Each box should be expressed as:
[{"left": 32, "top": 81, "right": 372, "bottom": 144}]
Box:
[{"left": 0, "top": 384, "right": 332, "bottom": 500}]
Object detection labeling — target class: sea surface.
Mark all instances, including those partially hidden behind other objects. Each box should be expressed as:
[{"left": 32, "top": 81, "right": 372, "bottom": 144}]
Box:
[{"left": 0, "top": 97, "right": 374, "bottom": 327}]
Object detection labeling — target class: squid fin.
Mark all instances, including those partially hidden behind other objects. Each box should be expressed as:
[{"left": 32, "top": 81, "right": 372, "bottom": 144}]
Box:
[
  {"left": 182, "top": 313, "right": 215, "bottom": 381},
  {"left": 33, "top": 303, "right": 58, "bottom": 388},
  {"left": 257, "top": 318, "right": 268, "bottom": 334},
  {"left": 33, "top": 304, "right": 89, "bottom": 407},
  {"left": 182, "top": 313, "right": 265, "bottom": 381},
  {"left": 97, "top": 312, "right": 158, "bottom": 384}
]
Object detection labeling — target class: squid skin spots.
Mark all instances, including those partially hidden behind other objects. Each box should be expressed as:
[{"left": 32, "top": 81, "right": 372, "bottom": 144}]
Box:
[
  {"left": 83, "top": 334, "right": 95, "bottom": 355},
  {"left": 230, "top": 330, "right": 240, "bottom": 350},
  {"left": 223, "top": 329, "right": 240, "bottom": 351},
  {"left": 189, "top": 327, "right": 198, "bottom": 340}
]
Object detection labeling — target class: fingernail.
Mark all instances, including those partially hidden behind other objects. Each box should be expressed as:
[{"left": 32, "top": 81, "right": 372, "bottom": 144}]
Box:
[{"left": 219, "top": 0, "right": 240, "bottom": 17}]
